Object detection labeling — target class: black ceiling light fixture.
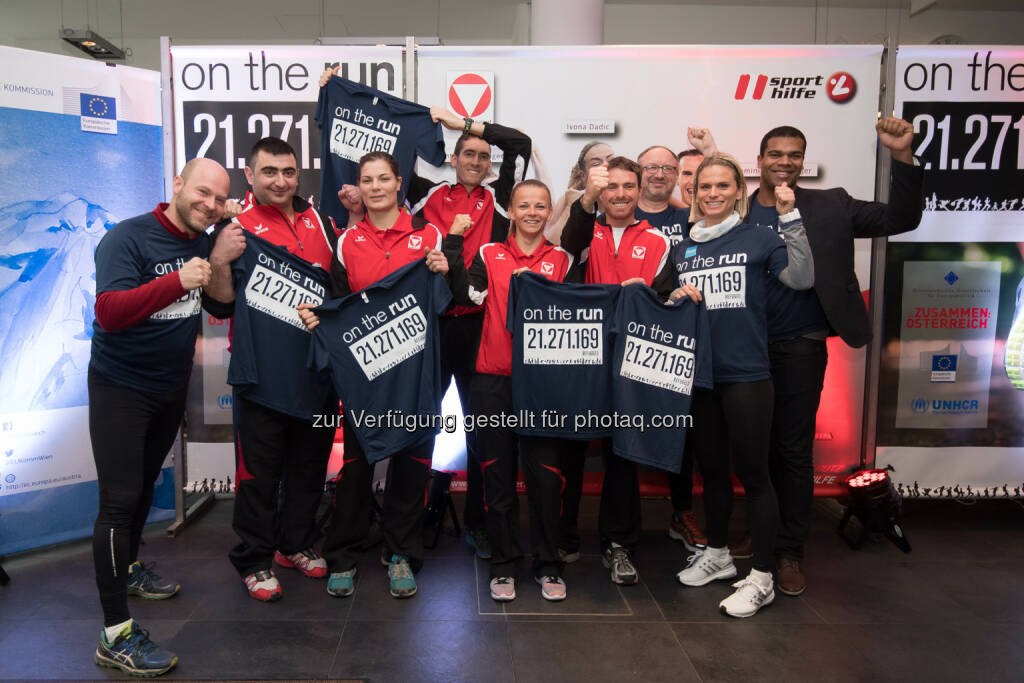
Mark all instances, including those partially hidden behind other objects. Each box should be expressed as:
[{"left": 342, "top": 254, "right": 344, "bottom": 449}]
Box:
[
  {"left": 60, "top": 28, "right": 126, "bottom": 61},
  {"left": 837, "top": 465, "right": 912, "bottom": 553},
  {"left": 59, "top": 0, "right": 128, "bottom": 61}
]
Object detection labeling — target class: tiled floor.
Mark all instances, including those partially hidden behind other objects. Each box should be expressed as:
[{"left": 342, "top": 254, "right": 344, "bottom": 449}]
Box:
[{"left": 1, "top": 494, "right": 1022, "bottom": 682}]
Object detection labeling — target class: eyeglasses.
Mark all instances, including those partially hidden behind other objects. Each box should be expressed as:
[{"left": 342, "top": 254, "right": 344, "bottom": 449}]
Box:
[{"left": 641, "top": 164, "right": 678, "bottom": 175}]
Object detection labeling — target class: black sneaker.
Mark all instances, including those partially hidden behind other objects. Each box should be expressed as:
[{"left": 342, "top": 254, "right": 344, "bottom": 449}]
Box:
[
  {"left": 94, "top": 621, "right": 178, "bottom": 677},
  {"left": 601, "top": 543, "right": 639, "bottom": 585},
  {"left": 126, "top": 562, "right": 180, "bottom": 600}
]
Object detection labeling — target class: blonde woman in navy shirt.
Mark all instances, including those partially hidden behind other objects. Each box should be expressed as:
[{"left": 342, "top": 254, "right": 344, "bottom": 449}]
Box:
[{"left": 669, "top": 153, "right": 813, "bottom": 618}]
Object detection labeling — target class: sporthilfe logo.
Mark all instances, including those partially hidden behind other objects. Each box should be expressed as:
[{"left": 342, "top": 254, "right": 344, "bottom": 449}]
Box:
[
  {"left": 540, "top": 262, "right": 554, "bottom": 275},
  {"left": 632, "top": 246, "right": 647, "bottom": 259},
  {"left": 734, "top": 71, "right": 856, "bottom": 103},
  {"left": 408, "top": 235, "right": 422, "bottom": 249}
]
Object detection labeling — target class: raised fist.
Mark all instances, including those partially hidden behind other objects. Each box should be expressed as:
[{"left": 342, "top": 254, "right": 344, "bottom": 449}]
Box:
[
  {"left": 876, "top": 116, "right": 915, "bottom": 163},
  {"left": 583, "top": 164, "right": 610, "bottom": 209},
  {"left": 449, "top": 213, "right": 473, "bottom": 236},
  {"left": 178, "top": 257, "right": 212, "bottom": 291},
  {"left": 775, "top": 182, "right": 796, "bottom": 215},
  {"left": 687, "top": 127, "right": 718, "bottom": 156},
  {"left": 337, "top": 184, "right": 363, "bottom": 214}
]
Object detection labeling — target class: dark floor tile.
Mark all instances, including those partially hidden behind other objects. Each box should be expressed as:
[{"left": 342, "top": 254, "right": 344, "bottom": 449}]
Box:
[
  {"left": 0, "top": 618, "right": 184, "bottom": 680},
  {"left": 0, "top": 555, "right": 100, "bottom": 621},
  {"left": 931, "top": 561, "right": 1024, "bottom": 623},
  {"left": 509, "top": 621, "right": 699, "bottom": 682},
  {"left": 800, "top": 561, "right": 978, "bottom": 625},
  {"left": 345, "top": 555, "right": 501, "bottom": 622},
  {"left": 158, "top": 620, "right": 342, "bottom": 680},
  {"left": 331, "top": 619, "right": 512, "bottom": 683},
  {"left": 836, "top": 621, "right": 1024, "bottom": 683},
  {"left": 674, "top": 622, "right": 879, "bottom": 683}
]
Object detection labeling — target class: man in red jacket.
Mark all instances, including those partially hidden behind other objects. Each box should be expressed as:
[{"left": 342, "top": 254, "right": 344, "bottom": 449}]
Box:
[
  {"left": 215, "top": 137, "right": 340, "bottom": 602},
  {"left": 558, "top": 156, "right": 673, "bottom": 586}
]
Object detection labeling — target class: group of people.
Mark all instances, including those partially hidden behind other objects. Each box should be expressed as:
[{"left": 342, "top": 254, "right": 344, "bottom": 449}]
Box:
[{"left": 86, "top": 65, "right": 923, "bottom": 676}]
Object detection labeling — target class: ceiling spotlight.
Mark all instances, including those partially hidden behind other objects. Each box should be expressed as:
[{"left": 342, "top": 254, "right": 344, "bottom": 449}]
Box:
[
  {"left": 60, "top": 29, "right": 126, "bottom": 61},
  {"left": 837, "top": 466, "right": 912, "bottom": 553}
]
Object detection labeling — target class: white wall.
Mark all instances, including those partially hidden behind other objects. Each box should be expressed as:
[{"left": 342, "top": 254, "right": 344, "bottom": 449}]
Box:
[{"left": 1, "top": 0, "right": 1021, "bottom": 72}]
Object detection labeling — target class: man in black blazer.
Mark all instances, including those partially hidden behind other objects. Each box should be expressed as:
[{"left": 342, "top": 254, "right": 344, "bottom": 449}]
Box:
[{"left": 744, "top": 118, "right": 922, "bottom": 596}]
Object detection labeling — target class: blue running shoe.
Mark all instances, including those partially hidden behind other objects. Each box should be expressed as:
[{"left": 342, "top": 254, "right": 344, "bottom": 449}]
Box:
[
  {"left": 94, "top": 621, "right": 178, "bottom": 677},
  {"left": 465, "top": 529, "right": 492, "bottom": 559},
  {"left": 327, "top": 568, "right": 357, "bottom": 598},
  {"left": 386, "top": 554, "right": 417, "bottom": 599},
  {"left": 126, "top": 561, "right": 179, "bottom": 600},
  {"left": 1006, "top": 276, "right": 1024, "bottom": 390}
]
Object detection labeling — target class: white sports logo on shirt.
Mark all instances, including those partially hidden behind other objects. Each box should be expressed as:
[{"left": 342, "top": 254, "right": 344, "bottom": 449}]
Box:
[
  {"left": 632, "top": 246, "right": 646, "bottom": 259},
  {"left": 540, "top": 262, "right": 554, "bottom": 275},
  {"left": 408, "top": 235, "right": 422, "bottom": 249}
]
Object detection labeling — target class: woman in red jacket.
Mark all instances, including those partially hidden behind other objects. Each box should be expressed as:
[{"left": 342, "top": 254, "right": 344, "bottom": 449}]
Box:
[
  {"left": 299, "top": 151, "right": 450, "bottom": 600},
  {"left": 445, "top": 179, "right": 579, "bottom": 602}
]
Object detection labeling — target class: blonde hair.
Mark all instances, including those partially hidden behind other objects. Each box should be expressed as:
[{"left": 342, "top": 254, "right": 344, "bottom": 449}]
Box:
[
  {"left": 507, "top": 179, "right": 552, "bottom": 240},
  {"left": 687, "top": 153, "right": 749, "bottom": 223}
]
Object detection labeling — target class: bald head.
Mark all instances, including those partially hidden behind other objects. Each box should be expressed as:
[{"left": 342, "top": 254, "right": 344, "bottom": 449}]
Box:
[
  {"left": 168, "top": 158, "right": 231, "bottom": 234},
  {"left": 180, "top": 157, "right": 230, "bottom": 187}
]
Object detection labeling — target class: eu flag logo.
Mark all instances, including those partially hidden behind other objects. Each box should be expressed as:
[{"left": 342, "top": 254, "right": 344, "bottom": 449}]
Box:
[
  {"left": 81, "top": 93, "right": 116, "bottom": 120},
  {"left": 932, "top": 354, "right": 957, "bottom": 372}
]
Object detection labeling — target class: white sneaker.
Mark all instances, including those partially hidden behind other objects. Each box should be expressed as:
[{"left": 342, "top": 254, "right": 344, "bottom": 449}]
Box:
[
  {"left": 719, "top": 573, "right": 775, "bottom": 618},
  {"left": 489, "top": 577, "right": 516, "bottom": 602},
  {"left": 676, "top": 548, "right": 737, "bottom": 586}
]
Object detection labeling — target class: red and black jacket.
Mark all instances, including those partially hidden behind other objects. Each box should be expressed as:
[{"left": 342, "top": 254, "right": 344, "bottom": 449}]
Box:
[
  {"left": 408, "top": 122, "right": 532, "bottom": 316},
  {"left": 444, "top": 233, "right": 577, "bottom": 376},
  {"left": 232, "top": 193, "right": 338, "bottom": 271},
  {"left": 560, "top": 197, "right": 674, "bottom": 295},
  {"left": 333, "top": 208, "right": 443, "bottom": 296}
]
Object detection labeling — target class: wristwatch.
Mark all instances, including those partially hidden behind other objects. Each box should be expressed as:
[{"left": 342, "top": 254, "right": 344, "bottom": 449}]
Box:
[{"left": 462, "top": 117, "right": 474, "bottom": 134}]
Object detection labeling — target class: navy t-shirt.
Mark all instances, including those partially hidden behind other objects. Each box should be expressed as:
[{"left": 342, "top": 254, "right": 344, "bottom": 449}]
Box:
[
  {"left": 228, "top": 234, "right": 332, "bottom": 422},
  {"left": 671, "top": 224, "right": 787, "bottom": 382},
  {"left": 635, "top": 206, "right": 690, "bottom": 246},
  {"left": 747, "top": 197, "right": 828, "bottom": 341},
  {"left": 610, "top": 285, "right": 712, "bottom": 472},
  {"left": 316, "top": 77, "right": 446, "bottom": 227},
  {"left": 506, "top": 273, "right": 619, "bottom": 440},
  {"left": 90, "top": 212, "right": 209, "bottom": 393},
  {"left": 309, "top": 260, "right": 452, "bottom": 462}
]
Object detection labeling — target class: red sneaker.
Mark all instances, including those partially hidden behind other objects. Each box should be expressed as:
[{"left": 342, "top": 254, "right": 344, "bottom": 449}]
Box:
[
  {"left": 243, "top": 569, "right": 282, "bottom": 601},
  {"left": 275, "top": 548, "right": 328, "bottom": 579}
]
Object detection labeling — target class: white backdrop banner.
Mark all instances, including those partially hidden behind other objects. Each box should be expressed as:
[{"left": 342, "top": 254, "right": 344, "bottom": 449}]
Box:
[
  {"left": 0, "top": 46, "right": 166, "bottom": 553},
  {"left": 416, "top": 45, "right": 882, "bottom": 489}
]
